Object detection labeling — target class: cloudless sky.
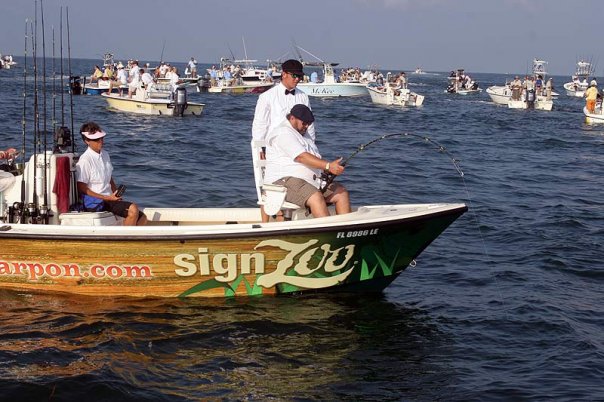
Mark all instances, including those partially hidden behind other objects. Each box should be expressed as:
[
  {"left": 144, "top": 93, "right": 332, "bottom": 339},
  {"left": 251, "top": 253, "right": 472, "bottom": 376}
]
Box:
[{"left": 1, "top": 0, "right": 603, "bottom": 76}]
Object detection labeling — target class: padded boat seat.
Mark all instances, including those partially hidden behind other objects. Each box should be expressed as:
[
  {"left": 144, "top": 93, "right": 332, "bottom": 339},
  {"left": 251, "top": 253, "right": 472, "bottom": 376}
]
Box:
[
  {"left": 251, "top": 140, "right": 304, "bottom": 220},
  {"left": 59, "top": 211, "right": 123, "bottom": 226}
]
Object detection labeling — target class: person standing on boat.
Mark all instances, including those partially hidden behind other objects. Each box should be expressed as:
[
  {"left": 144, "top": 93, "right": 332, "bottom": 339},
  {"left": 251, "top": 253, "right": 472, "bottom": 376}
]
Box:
[
  {"left": 264, "top": 104, "right": 350, "bottom": 218},
  {"left": 188, "top": 57, "right": 198, "bottom": 78},
  {"left": 511, "top": 76, "right": 522, "bottom": 101},
  {"left": 127, "top": 60, "right": 141, "bottom": 98},
  {"left": 76, "top": 122, "right": 147, "bottom": 226},
  {"left": 252, "top": 59, "right": 315, "bottom": 150},
  {"left": 584, "top": 80, "right": 599, "bottom": 114},
  {"left": 545, "top": 78, "right": 553, "bottom": 101},
  {"left": 109, "top": 63, "right": 128, "bottom": 97},
  {"left": 252, "top": 59, "right": 315, "bottom": 222}
]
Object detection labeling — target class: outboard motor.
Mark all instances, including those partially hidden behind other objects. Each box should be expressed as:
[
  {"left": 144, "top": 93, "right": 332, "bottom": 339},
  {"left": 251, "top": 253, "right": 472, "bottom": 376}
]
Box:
[
  {"left": 70, "top": 75, "right": 83, "bottom": 95},
  {"left": 174, "top": 87, "right": 188, "bottom": 116},
  {"left": 526, "top": 89, "right": 536, "bottom": 109},
  {"left": 54, "top": 126, "right": 72, "bottom": 153}
]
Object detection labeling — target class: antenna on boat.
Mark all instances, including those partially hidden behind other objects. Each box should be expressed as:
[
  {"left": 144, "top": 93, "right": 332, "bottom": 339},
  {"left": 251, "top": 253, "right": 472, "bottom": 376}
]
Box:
[
  {"left": 159, "top": 39, "right": 166, "bottom": 64},
  {"left": 295, "top": 45, "right": 324, "bottom": 64},
  {"left": 242, "top": 36, "right": 248, "bottom": 61},
  {"left": 227, "top": 43, "right": 236, "bottom": 61}
]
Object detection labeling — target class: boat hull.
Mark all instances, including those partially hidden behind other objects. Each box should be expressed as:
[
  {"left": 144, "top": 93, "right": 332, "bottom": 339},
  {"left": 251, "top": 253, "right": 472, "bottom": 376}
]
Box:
[
  {"left": 297, "top": 82, "right": 368, "bottom": 97},
  {"left": 207, "top": 82, "right": 273, "bottom": 94},
  {"left": 0, "top": 204, "right": 467, "bottom": 298},
  {"left": 102, "top": 93, "right": 204, "bottom": 116},
  {"left": 583, "top": 106, "right": 604, "bottom": 124},
  {"left": 508, "top": 99, "right": 553, "bottom": 111},
  {"left": 367, "top": 86, "right": 424, "bottom": 107},
  {"left": 563, "top": 82, "right": 587, "bottom": 97},
  {"left": 486, "top": 85, "right": 513, "bottom": 105}
]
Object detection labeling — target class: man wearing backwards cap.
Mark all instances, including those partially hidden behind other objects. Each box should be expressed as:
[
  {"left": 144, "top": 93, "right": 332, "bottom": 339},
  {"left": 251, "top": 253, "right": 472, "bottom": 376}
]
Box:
[
  {"left": 75, "top": 122, "right": 147, "bottom": 226},
  {"left": 264, "top": 104, "right": 350, "bottom": 219},
  {"left": 252, "top": 59, "right": 315, "bottom": 150}
]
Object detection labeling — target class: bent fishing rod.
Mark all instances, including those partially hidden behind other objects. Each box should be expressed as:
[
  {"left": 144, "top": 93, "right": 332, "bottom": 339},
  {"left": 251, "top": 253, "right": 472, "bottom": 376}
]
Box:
[{"left": 320, "top": 132, "right": 464, "bottom": 192}]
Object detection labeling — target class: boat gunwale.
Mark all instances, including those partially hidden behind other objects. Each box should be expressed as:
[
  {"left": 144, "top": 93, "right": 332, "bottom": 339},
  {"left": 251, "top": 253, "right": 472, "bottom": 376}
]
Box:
[{"left": 0, "top": 204, "right": 467, "bottom": 241}]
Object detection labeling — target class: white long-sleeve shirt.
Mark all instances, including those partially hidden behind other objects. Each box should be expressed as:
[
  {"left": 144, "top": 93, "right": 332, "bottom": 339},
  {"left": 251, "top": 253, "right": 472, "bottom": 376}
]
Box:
[{"left": 252, "top": 82, "right": 316, "bottom": 142}]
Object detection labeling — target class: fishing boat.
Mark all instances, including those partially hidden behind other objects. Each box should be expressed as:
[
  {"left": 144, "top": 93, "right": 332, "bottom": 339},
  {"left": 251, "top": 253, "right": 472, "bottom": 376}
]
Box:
[
  {"left": 0, "top": 141, "right": 466, "bottom": 298},
  {"left": 297, "top": 63, "right": 368, "bottom": 97},
  {"left": 367, "top": 83, "right": 424, "bottom": 107},
  {"left": 102, "top": 86, "right": 204, "bottom": 116},
  {"left": 445, "top": 69, "right": 482, "bottom": 94},
  {"left": 413, "top": 67, "right": 425, "bottom": 75},
  {"left": 83, "top": 52, "right": 122, "bottom": 95},
  {"left": 206, "top": 57, "right": 274, "bottom": 94},
  {"left": 563, "top": 60, "right": 594, "bottom": 97},
  {"left": 487, "top": 59, "right": 556, "bottom": 110},
  {"left": 208, "top": 80, "right": 273, "bottom": 94},
  {"left": 583, "top": 105, "right": 604, "bottom": 124}
]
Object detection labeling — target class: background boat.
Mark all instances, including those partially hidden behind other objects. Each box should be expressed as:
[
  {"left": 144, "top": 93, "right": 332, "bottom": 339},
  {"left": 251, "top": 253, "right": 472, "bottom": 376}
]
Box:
[{"left": 297, "top": 63, "right": 368, "bottom": 97}]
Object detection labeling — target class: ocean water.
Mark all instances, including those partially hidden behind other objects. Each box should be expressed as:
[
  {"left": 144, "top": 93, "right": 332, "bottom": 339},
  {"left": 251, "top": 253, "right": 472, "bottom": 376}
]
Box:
[{"left": 0, "top": 59, "right": 603, "bottom": 401}]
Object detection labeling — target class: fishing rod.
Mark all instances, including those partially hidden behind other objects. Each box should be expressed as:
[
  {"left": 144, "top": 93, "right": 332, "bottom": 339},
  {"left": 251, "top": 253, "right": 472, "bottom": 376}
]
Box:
[
  {"left": 320, "top": 132, "right": 464, "bottom": 193},
  {"left": 41, "top": 0, "right": 49, "bottom": 223},
  {"left": 31, "top": 6, "right": 39, "bottom": 220},
  {"left": 59, "top": 7, "right": 64, "bottom": 129},
  {"left": 66, "top": 7, "right": 75, "bottom": 152},
  {"left": 51, "top": 26, "right": 56, "bottom": 139},
  {"left": 19, "top": 19, "right": 29, "bottom": 223}
]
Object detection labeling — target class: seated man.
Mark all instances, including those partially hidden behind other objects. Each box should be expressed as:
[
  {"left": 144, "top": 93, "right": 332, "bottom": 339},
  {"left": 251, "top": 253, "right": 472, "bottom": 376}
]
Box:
[
  {"left": 264, "top": 104, "right": 351, "bottom": 219},
  {"left": 75, "top": 121, "right": 147, "bottom": 226}
]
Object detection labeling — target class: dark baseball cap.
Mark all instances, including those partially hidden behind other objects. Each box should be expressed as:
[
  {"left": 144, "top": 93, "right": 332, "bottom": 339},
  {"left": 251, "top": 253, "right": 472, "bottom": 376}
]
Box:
[
  {"left": 281, "top": 59, "right": 305, "bottom": 75},
  {"left": 290, "top": 104, "right": 315, "bottom": 124}
]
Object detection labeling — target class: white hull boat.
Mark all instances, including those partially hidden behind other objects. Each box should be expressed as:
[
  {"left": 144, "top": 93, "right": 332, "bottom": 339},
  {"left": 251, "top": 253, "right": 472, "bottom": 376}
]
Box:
[
  {"left": 367, "top": 85, "right": 424, "bottom": 107},
  {"left": 102, "top": 87, "right": 204, "bottom": 116},
  {"left": 564, "top": 60, "right": 594, "bottom": 98},
  {"left": 486, "top": 85, "right": 513, "bottom": 105},
  {"left": 508, "top": 98, "right": 553, "bottom": 111},
  {"left": 0, "top": 149, "right": 467, "bottom": 298},
  {"left": 297, "top": 63, "right": 368, "bottom": 97},
  {"left": 564, "top": 81, "right": 589, "bottom": 98},
  {"left": 583, "top": 105, "right": 604, "bottom": 124}
]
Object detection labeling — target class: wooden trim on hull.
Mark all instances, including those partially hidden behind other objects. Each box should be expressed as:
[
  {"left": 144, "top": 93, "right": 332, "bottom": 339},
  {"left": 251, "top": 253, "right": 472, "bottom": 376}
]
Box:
[{"left": 0, "top": 206, "right": 466, "bottom": 298}]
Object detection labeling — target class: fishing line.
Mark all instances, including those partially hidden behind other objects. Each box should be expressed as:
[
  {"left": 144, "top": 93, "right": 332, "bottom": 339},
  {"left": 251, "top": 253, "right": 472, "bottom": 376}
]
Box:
[
  {"left": 320, "top": 132, "right": 464, "bottom": 193},
  {"left": 320, "top": 132, "right": 508, "bottom": 318}
]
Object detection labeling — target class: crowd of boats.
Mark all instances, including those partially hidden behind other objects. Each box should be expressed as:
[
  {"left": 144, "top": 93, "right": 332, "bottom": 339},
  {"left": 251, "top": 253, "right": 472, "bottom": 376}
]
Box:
[{"left": 61, "top": 52, "right": 604, "bottom": 124}]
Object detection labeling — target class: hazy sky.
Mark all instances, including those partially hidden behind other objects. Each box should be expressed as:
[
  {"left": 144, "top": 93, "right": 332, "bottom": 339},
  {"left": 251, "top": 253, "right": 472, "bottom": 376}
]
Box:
[{"left": 1, "top": 0, "right": 603, "bottom": 76}]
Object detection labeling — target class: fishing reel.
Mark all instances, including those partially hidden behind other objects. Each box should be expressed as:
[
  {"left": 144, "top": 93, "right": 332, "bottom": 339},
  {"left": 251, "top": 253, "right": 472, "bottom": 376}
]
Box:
[{"left": 54, "top": 126, "right": 72, "bottom": 153}]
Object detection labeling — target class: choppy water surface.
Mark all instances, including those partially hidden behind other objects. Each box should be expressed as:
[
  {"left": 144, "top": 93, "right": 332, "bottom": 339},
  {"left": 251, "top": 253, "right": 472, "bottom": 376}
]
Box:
[{"left": 1, "top": 60, "right": 603, "bottom": 401}]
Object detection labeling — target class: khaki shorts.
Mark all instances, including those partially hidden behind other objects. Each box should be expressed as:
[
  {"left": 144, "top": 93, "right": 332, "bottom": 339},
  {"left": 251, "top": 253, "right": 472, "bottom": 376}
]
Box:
[{"left": 273, "top": 177, "right": 338, "bottom": 207}]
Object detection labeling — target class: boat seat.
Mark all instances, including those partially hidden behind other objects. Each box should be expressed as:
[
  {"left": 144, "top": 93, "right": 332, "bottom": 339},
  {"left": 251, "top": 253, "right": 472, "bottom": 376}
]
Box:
[
  {"left": 251, "top": 140, "right": 304, "bottom": 221},
  {"left": 59, "top": 211, "right": 123, "bottom": 226}
]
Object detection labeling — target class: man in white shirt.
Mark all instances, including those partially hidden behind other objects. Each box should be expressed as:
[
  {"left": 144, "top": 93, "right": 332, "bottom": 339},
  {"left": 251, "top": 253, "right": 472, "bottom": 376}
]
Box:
[
  {"left": 188, "top": 57, "right": 197, "bottom": 78},
  {"left": 141, "top": 68, "right": 155, "bottom": 92},
  {"left": 265, "top": 104, "right": 350, "bottom": 218},
  {"left": 252, "top": 59, "right": 315, "bottom": 151}
]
